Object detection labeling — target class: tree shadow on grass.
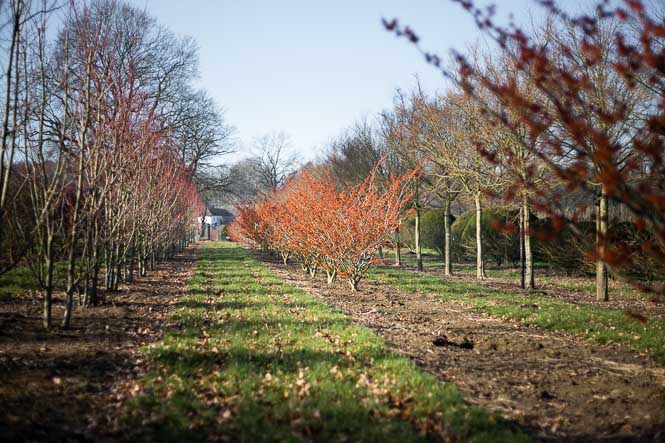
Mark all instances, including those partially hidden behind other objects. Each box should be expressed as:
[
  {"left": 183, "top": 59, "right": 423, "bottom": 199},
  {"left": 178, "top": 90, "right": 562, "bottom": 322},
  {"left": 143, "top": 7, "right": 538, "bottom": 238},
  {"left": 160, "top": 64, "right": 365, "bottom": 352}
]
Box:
[
  {"left": 176, "top": 299, "right": 325, "bottom": 312},
  {"left": 0, "top": 248, "right": 198, "bottom": 443},
  {"left": 121, "top": 246, "right": 532, "bottom": 443},
  {"left": 130, "top": 342, "right": 529, "bottom": 443}
]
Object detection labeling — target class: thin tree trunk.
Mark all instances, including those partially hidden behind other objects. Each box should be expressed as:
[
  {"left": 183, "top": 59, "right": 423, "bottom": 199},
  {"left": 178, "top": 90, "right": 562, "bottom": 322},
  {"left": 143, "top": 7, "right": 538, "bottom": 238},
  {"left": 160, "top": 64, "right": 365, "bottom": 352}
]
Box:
[
  {"left": 82, "top": 273, "right": 90, "bottom": 307},
  {"left": 105, "top": 245, "right": 113, "bottom": 290},
  {"left": 415, "top": 207, "right": 423, "bottom": 272},
  {"left": 113, "top": 242, "right": 121, "bottom": 290},
  {"left": 89, "top": 229, "right": 100, "bottom": 305},
  {"left": 82, "top": 219, "right": 94, "bottom": 307},
  {"left": 475, "top": 192, "right": 485, "bottom": 280},
  {"left": 519, "top": 206, "right": 526, "bottom": 289},
  {"left": 138, "top": 246, "right": 145, "bottom": 277},
  {"left": 596, "top": 188, "right": 609, "bottom": 301},
  {"left": 63, "top": 170, "right": 85, "bottom": 328},
  {"left": 128, "top": 248, "right": 135, "bottom": 284},
  {"left": 444, "top": 201, "right": 452, "bottom": 276},
  {"left": 394, "top": 227, "right": 401, "bottom": 266},
  {"left": 326, "top": 269, "right": 336, "bottom": 285},
  {"left": 122, "top": 251, "right": 129, "bottom": 284},
  {"left": 63, "top": 246, "right": 77, "bottom": 329},
  {"left": 114, "top": 263, "right": 121, "bottom": 290},
  {"left": 0, "top": 4, "right": 21, "bottom": 248},
  {"left": 43, "top": 235, "right": 54, "bottom": 329},
  {"left": 524, "top": 198, "right": 535, "bottom": 289},
  {"left": 91, "top": 261, "right": 100, "bottom": 306}
]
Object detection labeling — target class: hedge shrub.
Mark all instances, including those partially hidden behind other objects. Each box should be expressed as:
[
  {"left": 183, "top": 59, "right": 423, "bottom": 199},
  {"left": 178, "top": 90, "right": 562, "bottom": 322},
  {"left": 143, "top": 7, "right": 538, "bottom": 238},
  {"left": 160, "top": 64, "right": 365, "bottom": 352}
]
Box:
[
  {"left": 449, "top": 208, "right": 521, "bottom": 267},
  {"left": 399, "top": 209, "right": 455, "bottom": 255},
  {"left": 533, "top": 220, "right": 594, "bottom": 275}
]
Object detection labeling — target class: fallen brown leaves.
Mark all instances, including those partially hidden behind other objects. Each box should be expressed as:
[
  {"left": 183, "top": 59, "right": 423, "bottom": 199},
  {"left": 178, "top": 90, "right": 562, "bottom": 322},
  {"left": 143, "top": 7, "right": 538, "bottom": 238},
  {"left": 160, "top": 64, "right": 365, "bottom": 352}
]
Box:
[
  {"left": 0, "top": 247, "right": 198, "bottom": 442},
  {"left": 258, "top": 251, "right": 665, "bottom": 441}
]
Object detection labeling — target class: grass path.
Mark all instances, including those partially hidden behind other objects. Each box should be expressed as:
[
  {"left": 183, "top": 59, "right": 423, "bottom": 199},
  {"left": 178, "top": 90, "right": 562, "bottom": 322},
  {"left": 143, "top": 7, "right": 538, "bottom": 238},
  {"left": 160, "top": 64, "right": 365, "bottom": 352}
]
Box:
[{"left": 123, "top": 242, "right": 528, "bottom": 442}]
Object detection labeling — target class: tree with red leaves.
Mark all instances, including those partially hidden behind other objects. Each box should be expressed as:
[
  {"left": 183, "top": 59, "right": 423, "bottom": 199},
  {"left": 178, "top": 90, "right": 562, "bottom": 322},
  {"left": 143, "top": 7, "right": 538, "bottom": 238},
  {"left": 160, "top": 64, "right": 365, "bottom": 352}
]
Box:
[{"left": 1, "top": 1, "right": 217, "bottom": 330}]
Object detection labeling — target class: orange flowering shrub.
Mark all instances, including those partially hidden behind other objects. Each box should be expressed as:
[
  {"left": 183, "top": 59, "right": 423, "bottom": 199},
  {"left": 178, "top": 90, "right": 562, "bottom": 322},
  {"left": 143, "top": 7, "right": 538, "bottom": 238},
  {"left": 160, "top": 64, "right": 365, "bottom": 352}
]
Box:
[
  {"left": 227, "top": 202, "right": 266, "bottom": 248},
  {"left": 228, "top": 162, "right": 416, "bottom": 290}
]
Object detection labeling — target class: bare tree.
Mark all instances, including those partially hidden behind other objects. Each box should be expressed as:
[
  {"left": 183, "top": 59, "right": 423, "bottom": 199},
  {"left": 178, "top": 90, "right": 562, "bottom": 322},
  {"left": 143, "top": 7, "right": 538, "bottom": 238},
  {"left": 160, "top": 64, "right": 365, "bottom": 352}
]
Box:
[
  {"left": 420, "top": 91, "right": 503, "bottom": 280},
  {"left": 325, "top": 118, "right": 387, "bottom": 185},
  {"left": 172, "top": 89, "right": 234, "bottom": 186},
  {"left": 406, "top": 92, "right": 463, "bottom": 276},
  {"left": 250, "top": 132, "right": 298, "bottom": 193},
  {"left": 0, "top": 1, "right": 24, "bottom": 251},
  {"left": 380, "top": 88, "right": 433, "bottom": 271}
]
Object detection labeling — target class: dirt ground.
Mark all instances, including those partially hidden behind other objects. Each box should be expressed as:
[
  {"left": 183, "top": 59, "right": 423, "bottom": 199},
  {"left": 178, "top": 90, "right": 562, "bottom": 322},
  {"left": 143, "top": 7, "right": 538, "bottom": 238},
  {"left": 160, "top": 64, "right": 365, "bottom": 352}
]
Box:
[
  {"left": 3, "top": 244, "right": 664, "bottom": 443},
  {"left": 0, "top": 246, "right": 197, "bottom": 443},
  {"left": 255, "top": 252, "right": 665, "bottom": 443}
]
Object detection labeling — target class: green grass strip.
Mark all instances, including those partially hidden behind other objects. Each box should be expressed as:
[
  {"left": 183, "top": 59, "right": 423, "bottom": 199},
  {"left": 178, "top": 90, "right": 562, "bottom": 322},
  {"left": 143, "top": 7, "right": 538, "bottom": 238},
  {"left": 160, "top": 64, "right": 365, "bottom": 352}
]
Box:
[
  {"left": 0, "top": 266, "right": 38, "bottom": 300},
  {"left": 0, "top": 262, "right": 71, "bottom": 301},
  {"left": 125, "top": 242, "right": 529, "bottom": 442},
  {"left": 369, "top": 266, "right": 665, "bottom": 363}
]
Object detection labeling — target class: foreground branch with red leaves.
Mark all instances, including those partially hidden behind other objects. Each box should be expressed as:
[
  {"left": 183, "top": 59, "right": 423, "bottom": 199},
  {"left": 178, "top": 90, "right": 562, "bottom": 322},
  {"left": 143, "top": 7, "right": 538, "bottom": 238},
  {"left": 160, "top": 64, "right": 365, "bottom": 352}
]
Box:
[{"left": 229, "top": 163, "right": 417, "bottom": 291}]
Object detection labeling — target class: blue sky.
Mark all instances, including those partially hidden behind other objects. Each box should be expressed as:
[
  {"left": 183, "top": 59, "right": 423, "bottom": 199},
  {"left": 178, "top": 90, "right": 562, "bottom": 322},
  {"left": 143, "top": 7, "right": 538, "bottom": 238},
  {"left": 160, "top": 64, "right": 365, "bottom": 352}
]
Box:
[{"left": 128, "top": 0, "right": 539, "bottom": 162}]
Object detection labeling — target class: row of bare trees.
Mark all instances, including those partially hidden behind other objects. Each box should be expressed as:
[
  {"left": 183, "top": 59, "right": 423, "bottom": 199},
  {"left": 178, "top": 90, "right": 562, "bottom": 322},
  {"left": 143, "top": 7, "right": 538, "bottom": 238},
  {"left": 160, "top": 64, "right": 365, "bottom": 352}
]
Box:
[
  {"left": 0, "top": 0, "right": 232, "bottom": 328},
  {"left": 317, "top": 0, "right": 663, "bottom": 301}
]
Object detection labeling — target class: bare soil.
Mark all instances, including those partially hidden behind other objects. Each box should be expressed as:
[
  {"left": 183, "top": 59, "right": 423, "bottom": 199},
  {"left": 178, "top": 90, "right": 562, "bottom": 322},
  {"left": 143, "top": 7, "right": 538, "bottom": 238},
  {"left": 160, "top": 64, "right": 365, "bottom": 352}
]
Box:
[
  {"left": 0, "top": 246, "right": 197, "bottom": 443},
  {"left": 255, "top": 251, "right": 665, "bottom": 443}
]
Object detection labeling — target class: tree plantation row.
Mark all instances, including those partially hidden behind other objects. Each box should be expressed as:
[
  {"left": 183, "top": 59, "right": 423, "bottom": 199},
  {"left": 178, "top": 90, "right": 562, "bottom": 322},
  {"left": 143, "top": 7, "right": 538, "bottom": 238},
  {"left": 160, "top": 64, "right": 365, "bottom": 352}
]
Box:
[
  {"left": 0, "top": 1, "right": 232, "bottom": 328},
  {"left": 384, "top": 0, "right": 664, "bottom": 299},
  {"left": 0, "top": 2, "right": 664, "bottom": 440},
  {"left": 231, "top": 0, "right": 664, "bottom": 300},
  {"left": 1, "top": 0, "right": 664, "bottom": 330}
]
